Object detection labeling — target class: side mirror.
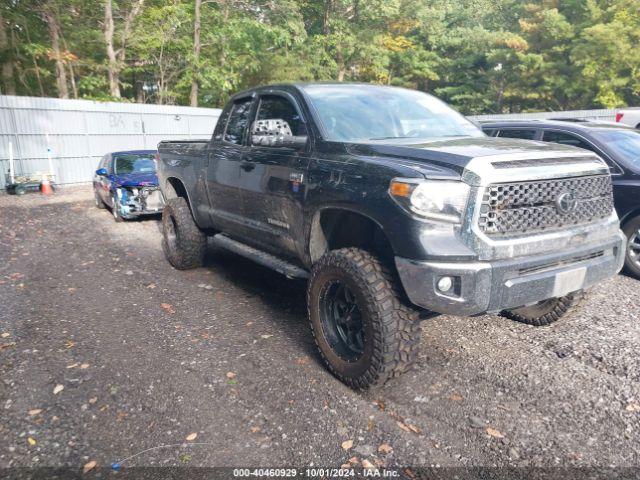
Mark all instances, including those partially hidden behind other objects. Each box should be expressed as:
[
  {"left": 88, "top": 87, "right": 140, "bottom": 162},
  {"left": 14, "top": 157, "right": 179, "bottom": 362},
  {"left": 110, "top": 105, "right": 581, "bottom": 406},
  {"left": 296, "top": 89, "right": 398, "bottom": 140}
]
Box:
[
  {"left": 96, "top": 168, "right": 108, "bottom": 176},
  {"left": 251, "top": 119, "right": 307, "bottom": 149}
]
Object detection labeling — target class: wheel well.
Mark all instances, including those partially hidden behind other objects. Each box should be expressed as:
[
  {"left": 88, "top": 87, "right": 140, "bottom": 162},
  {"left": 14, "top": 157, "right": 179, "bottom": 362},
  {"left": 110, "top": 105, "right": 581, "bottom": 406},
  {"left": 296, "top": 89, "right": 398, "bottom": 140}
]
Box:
[
  {"left": 621, "top": 209, "right": 640, "bottom": 228},
  {"left": 309, "top": 209, "right": 394, "bottom": 264},
  {"left": 165, "top": 177, "right": 189, "bottom": 201}
]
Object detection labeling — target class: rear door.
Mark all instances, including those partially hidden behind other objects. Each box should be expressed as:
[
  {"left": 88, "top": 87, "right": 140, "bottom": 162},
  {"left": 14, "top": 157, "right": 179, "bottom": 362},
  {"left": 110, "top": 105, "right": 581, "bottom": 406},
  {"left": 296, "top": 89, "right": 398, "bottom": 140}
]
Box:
[
  {"left": 206, "top": 96, "right": 255, "bottom": 236},
  {"left": 541, "top": 129, "right": 624, "bottom": 175},
  {"left": 237, "top": 92, "right": 311, "bottom": 259}
]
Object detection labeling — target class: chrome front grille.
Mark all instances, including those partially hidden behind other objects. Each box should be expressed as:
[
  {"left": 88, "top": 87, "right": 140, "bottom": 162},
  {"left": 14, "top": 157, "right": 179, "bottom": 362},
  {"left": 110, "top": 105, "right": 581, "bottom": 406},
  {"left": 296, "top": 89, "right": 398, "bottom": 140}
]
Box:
[{"left": 478, "top": 175, "right": 613, "bottom": 237}]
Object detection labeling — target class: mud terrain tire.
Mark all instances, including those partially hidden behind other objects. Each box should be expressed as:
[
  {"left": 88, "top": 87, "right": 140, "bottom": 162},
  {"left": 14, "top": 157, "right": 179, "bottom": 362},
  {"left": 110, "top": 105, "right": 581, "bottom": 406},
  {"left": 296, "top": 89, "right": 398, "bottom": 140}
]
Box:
[
  {"left": 307, "top": 248, "right": 421, "bottom": 389},
  {"left": 162, "top": 197, "right": 207, "bottom": 270},
  {"left": 501, "top": 290, "right": 586, "bottom": 326}
]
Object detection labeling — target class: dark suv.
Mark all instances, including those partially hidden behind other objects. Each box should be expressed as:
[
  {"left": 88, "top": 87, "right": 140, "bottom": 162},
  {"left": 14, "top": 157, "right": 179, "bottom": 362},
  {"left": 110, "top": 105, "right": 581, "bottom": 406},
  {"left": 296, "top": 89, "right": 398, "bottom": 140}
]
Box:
[{"left": 483, "top": 119, "right": 640, "bottom": 278}]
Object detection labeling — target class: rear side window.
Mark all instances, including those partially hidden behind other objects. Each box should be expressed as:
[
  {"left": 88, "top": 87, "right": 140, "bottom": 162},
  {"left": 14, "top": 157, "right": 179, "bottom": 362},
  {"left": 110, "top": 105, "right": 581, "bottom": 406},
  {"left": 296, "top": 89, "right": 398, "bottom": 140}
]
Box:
[
  {"left": 482, "top": 128, "right": 497, "bottom": 137},
  {"left": 542, "top": 130, "right": 596, "bottom": 152},
  {"left": 256, "top": 95, "right": 306, "bottom": 136},
  {"left": 224, "top": 98, "right": 253, "bottom": 145},
  {"left": 497, "top": 129, "right": 537, "bottom": 140}
]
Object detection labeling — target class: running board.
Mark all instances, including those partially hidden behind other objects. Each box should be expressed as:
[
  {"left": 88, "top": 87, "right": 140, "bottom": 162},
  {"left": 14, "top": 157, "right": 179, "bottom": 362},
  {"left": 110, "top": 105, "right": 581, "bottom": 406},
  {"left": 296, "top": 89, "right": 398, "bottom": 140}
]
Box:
[{"left": 211, "top": 234, "right": 309, "bottom": 279}]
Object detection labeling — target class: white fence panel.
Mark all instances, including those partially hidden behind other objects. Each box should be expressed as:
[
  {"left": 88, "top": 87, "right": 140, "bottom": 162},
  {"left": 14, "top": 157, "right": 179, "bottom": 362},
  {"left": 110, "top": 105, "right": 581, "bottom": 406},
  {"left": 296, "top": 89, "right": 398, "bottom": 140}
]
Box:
[{"left": 0, "top": 95, "right": 221, "bottom": 189}]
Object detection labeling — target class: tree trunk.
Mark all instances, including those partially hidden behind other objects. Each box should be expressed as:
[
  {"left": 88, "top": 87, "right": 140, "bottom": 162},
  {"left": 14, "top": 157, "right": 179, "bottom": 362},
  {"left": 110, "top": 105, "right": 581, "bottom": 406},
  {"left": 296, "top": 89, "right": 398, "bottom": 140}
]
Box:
[
  {"left": 0, "top": 9, "right": 16, "bottom": 95},
  {"left": 190, "top": 0, "right": 202, "bottom": 107},
  {"left": 43, "top": 9, "right": 69, "bottom": 99},
  {"left": 104, "top": 0, "right": 120, "bottom": 98},
  {"left": 322, "top": 0, "right": 331, "bottom": 35}
]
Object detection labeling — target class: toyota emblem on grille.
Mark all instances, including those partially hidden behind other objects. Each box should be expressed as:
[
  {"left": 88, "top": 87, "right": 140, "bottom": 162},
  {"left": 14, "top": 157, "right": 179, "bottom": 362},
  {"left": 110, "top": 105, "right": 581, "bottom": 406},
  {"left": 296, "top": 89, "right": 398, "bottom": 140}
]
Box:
[{"left": 556, "top": 192, "right": 578, "bottom": 213}]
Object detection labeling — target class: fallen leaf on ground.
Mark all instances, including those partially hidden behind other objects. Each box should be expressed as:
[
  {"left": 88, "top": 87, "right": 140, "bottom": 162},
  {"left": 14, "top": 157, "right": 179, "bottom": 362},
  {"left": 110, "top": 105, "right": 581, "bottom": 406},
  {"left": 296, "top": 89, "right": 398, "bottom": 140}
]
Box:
[
  {"left": 341, "top": 440, "right": 353, "bottom": 450},
  {"left": 340, "top": 464, "right": 351, "bottom": 469},
  {"left": 68, "top": 288, "right": 76, "bottom": 293},
  {"left": 89, "top": 397, "right": 98, "bottom": 404},
  {"left": 27, "top": 437, "right": 36, "bottom": 446},
  {"left": 396, "top": 421, "right": 410, "bottom": 432},
  {"left": 348, "top": 456, "right": 359, "bottom": 464},
  {"left": 186, "top": 432, "right": 198, "bottom": 441},
  {"left": 1, "top": 332, "right": 9, "bottom": 338},
  {"left": 28, "top": 409, "right": 43, "bottom": 416},
  {"left": 66, "top": 363, "right": 79, "bottom": 369},
  {"left": 378, "top": 443, "right": 393, "bottom": 454},
  {"left": 260, "top": 334, "right": 272, "bottom": 339},
  {"left": 626, "top": 403, "right": 640, "bottom": 412},
  {"left": 83, "top": 460, "right": 97, "bottom": 473},
  {"left": 226, "top": 371, "right": 236, "bottom": 379},
  {"left": 486, "top": 427, "right": 504, "bottom": 438},
  {"left": 80, "top": 363, "right": 90, "bottom": 369},
  {"left": 0, "top": 342, "right": 16, "bottom": 350},
  {"left": 53, "top": 384, "right": 64, "bottom": 395},
  {"left": 450, "top": 393, "right": 463, "bottom": 402},
  {"left": 407, "top": 423, "right": 421, "bottom": 433},
  {"left": 250, "top": 426, "right": 260, "bottom": 433},
  {"left": 295, "top": 357, "right": 309, "bottom": 365},
  {"left": 404, "top": 468, "right": 416, "bottom": 479},
  {"left": 147, "top": 283, "right": 157, "bottom": 289},
  {"left": 361, "top": 459, "right": 375, "bottom": 469},
  {"left": 65, "top": 340, "right": 75, "bottom": 348},
  {"left": 160, "top": 303, "right": 176, "bottom": 314}
]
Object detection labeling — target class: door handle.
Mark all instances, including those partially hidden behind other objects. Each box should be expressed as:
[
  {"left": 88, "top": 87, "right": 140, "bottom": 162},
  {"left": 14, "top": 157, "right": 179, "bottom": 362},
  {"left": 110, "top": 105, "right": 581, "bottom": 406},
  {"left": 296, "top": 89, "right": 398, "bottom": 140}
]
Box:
[{"left": 240, "top": 161, "right": 255, "bottom": 172}]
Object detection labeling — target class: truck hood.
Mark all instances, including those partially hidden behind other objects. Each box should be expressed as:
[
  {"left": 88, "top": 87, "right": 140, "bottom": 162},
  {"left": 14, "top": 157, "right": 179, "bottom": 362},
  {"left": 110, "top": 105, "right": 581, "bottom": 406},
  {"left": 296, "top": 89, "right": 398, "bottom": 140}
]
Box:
[
  {"left": 347, "top": 136, "right": 594, "bottom": 177},
  {"left": 113, "top": 173, "right": 158, "bottom": 187}
]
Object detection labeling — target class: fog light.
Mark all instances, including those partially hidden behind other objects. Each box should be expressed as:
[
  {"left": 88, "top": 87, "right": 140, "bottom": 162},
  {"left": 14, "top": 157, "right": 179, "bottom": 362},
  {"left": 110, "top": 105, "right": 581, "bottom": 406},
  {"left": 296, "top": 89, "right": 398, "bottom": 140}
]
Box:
[{"left": 437, "top": 276, "right": 453, "bottom": 293}]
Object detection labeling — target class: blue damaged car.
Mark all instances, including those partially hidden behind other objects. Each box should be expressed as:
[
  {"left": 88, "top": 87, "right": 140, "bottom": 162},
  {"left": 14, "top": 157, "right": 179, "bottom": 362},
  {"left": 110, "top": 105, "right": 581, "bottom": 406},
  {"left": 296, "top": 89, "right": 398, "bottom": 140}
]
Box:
[{"left": 93, "top": 150, "right": 164, "bottom": 222}]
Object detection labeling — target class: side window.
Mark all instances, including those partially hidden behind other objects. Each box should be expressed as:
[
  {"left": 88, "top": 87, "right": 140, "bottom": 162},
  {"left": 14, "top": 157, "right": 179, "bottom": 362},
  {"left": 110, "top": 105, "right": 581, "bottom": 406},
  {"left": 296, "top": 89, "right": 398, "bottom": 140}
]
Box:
[
  {"left": 256, "top": 95, "right": 307, "bottom": 137},
  {"left": 482, "top": 128, "right": 497, "bottom": 137},
  {"left": 497, "top": 129, "right": 537, "bottom": 140},
  {"left": 224, "top": 98, "right": 253, "bottom": 145},
  {"left": 542, "top": 131, "right": 596, "bottom": 152}
]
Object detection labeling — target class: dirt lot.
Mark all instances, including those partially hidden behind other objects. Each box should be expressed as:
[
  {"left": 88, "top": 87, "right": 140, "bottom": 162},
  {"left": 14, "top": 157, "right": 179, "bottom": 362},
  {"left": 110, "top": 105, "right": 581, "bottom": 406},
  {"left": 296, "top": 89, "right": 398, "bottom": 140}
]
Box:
[{"left": 1, "top": 186, "right": 639, "bottom": 472}]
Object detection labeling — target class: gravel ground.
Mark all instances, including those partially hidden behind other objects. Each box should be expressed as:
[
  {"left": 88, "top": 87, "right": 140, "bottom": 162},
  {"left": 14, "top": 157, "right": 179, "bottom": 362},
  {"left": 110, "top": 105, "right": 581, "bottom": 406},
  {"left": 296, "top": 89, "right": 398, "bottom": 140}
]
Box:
[{"left": 1, "top": 186, "right": 639, "bottom": 473}]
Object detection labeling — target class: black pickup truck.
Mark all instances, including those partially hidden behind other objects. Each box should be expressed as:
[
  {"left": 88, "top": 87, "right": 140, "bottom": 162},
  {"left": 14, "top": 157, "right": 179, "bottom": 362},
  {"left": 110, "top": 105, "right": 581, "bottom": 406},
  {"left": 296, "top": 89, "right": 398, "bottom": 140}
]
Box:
[{"left": 157, "top": 83, "right": 624, "bottom": 388}]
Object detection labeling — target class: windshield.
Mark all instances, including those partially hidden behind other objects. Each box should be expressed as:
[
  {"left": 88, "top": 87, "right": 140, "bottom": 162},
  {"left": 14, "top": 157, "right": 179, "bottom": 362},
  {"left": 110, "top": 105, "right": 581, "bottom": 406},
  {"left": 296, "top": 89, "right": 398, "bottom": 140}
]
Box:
[
  {"left": 593, "top": 129, "right": 640, "bottom": 169},
  {"left": 114, "top": 154, "right": 156, "bottom": 175},
  {"left": 302, "top": 84, "right": 483, "bottom": 142}
]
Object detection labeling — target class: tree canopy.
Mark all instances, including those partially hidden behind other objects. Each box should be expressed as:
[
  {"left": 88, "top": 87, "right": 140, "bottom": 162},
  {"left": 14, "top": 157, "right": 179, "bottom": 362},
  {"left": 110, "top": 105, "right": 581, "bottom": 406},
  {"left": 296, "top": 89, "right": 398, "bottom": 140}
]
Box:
[{"left": 1, "top": 0, "right": 639, "bottom": 113}]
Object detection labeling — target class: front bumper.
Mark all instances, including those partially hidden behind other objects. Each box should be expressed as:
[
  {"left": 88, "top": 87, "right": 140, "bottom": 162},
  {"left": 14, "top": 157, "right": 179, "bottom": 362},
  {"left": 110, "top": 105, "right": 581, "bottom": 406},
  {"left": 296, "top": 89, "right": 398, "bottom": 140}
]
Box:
[{"left": 395, "top": 232, "right": 625, "bottom": 316}]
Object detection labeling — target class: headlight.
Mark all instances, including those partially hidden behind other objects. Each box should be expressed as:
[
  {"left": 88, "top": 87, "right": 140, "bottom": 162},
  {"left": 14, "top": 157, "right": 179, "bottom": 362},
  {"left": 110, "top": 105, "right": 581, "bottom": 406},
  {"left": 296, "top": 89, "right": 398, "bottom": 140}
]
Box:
[{"left": 389, "top": 179, "right": 470, "bottom": 223}]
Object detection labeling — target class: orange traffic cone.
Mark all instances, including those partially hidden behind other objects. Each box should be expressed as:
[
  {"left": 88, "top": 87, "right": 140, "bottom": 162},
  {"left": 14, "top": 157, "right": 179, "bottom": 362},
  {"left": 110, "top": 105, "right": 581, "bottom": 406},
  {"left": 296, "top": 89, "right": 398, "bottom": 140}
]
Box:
[{"left": 40, "top": 174, "right": 53, "bottom": 195}]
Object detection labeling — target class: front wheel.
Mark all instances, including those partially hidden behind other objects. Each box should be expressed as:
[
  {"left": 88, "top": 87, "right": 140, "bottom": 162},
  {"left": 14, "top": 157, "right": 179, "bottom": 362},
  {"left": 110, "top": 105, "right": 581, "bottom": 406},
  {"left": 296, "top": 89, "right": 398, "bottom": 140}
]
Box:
[
  {"left": 307, "top": 248, "right": 421, "bottom": 389},
  {"left": 161, "top": 197, "right": 207, "bottom": 270},
  {"left": 623, "top": 216, "right": 640, "bottom": 279},
  {"left": 94, "top": 190, "right": 105, "bottom": 209},
  {"left": 501, "top": 290, "right": 586, "bottom": 326},
  {"left": 111, "top": 194, "right": 124, "bottom": 222}
]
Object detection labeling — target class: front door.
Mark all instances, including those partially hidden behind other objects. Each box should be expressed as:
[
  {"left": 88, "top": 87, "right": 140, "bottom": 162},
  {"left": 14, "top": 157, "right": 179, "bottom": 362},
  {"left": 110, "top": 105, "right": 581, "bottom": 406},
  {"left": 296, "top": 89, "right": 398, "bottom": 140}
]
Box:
[
  {"left": 238, "top": 93, "right": 310, "bottom": 260},
  {"left": 206, "top": 96, "right": 254, "bottom": 236}
]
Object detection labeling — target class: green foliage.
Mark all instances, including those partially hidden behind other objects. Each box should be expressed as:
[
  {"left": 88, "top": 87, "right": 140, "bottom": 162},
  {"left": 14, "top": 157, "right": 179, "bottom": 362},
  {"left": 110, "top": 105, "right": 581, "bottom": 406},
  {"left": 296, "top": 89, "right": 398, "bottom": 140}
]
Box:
[{"left": 2, "top": 0, "right": 640, "bottom": 112}]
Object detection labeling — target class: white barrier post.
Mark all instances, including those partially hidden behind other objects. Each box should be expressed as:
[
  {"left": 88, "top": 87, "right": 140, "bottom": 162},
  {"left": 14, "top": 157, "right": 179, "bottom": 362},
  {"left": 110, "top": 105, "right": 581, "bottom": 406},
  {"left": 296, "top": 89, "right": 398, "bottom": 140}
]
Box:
[
  {"left": 45, "top": 133, "right": 54, "bottom": 177},
  {"left": 9, "top": 141, "right": 15, "bottom": 184}
]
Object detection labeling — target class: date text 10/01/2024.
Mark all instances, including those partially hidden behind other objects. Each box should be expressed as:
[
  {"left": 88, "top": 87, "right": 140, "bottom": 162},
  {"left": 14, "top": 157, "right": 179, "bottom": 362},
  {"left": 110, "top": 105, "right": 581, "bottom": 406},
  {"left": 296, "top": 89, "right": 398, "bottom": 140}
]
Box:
[{"left": 232, "top": 468, "right": 401, "bottom": 478}]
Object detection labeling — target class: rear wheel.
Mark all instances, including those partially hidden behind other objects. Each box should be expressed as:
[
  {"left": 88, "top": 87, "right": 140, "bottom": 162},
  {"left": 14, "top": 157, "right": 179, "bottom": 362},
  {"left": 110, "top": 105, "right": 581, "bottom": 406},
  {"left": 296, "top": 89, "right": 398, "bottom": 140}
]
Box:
[
  {"left": 501, "top": 290, "right": 586, "bottom": 326},
  {"left": 307, "top": 248, "right": 421, "bottom": 389},
  {"left": 623, "top": 215, "right": 640, "bottom": 279},
  {"left": 161, "top": 197, "right": 207, "bottom": 270}
]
